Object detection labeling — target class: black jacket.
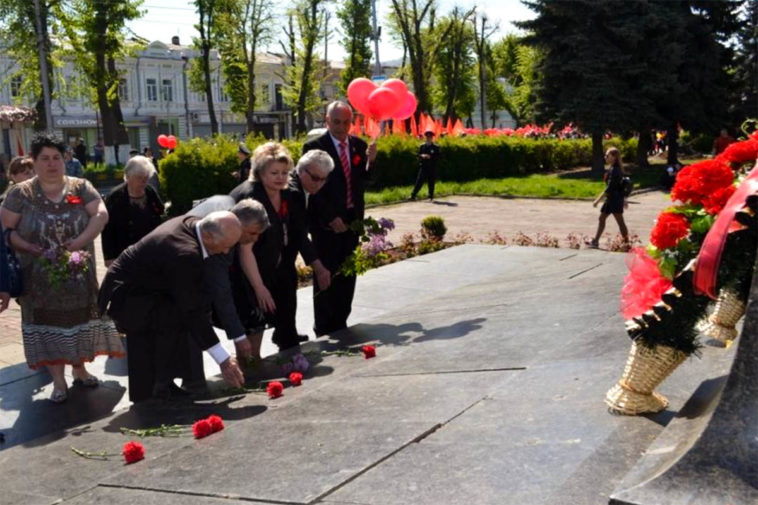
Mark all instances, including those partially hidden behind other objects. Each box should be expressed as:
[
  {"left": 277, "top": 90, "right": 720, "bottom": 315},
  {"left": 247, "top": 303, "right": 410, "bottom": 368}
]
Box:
[
  {"left": 98, "top": 216, "right": 219, "bottom": 350},
  {"left": 101, "top": 182, "right": 164, "bottom": 261},
  {"left": 302, "top": 132, "right": 370, "bottom": 227}
]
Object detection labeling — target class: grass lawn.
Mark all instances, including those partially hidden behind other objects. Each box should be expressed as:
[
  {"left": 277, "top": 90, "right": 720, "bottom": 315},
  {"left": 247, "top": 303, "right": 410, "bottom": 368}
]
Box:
[{"left": 366, "top": 162, "right": 673, "bottom": 206}]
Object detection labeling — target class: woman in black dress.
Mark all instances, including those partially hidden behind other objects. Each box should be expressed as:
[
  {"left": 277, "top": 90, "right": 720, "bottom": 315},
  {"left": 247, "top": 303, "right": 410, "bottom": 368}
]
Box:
[
  {"left": 230, "top": 142, "right": 331, "bottom": 353},
  {"left": 588, "top": 147, "right": 629, "bottom": 248},
  {"left": 101, "top": 155, "right": 164, "bottom": 265}
]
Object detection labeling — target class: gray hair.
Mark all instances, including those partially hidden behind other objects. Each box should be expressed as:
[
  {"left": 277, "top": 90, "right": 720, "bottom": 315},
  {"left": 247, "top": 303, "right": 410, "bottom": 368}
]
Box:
[
  {"left": 326, "top": 101, "right": 352, "bottom": 118},
  {"left": 124, "top": 155, "right": 156, "bottom": 181},
  {"left": 296, "top": 149, "right": 334, "bottom": 176},
  {"left": 231, "top": 198, "right": 270, "bottom": 231},
  {"left": 251, "top": 141, "right": 293, "bottom": 182},
  {"left": 197, "top": 211, "right": 235, "bottom": 241}
]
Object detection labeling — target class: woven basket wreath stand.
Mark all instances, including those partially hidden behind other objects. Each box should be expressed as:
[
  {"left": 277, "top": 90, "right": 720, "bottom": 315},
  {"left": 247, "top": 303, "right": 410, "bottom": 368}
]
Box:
[
  {"left": 698, "top": 288, "right": 745, "bottom": 347},
  {"left": 605, "top": 342, "right": 687, "bottom": 415}
]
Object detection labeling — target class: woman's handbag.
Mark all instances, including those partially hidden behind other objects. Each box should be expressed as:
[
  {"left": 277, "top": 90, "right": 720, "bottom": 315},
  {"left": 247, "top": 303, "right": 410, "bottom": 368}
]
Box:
[{"left": 0, "top": 228, "right": 23, "bottom": 297}]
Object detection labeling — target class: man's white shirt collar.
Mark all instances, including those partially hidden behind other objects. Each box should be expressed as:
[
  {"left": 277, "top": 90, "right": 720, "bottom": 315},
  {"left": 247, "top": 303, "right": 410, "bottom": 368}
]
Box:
[
  {"left": 195, "top": 223, "right": 209, "bottom": 259},
  {"left": 329, "top": 132, "right": 349, "bottom": 152}
]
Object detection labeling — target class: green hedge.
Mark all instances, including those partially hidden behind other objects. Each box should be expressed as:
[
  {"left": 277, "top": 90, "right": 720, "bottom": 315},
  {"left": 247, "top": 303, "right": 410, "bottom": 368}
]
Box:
[{"left": 161, "top": 133, "right": 636, "bottom": 215}]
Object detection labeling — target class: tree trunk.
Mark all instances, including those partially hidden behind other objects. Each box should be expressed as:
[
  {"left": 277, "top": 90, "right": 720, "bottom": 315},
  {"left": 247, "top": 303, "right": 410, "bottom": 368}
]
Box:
[
  {"left": 591, "top": 130, "right": 605, "bottom": 177},
  {"left": 246, "top": 47, "right": 257, "bottom": 134},
  {"left": 666, "top": 122, "right": 679, "bottom": 166},
  {"left": 202, "top": 43, "right": 219, "bottom": 135},
  {"left": 636, "top": 127, "right": 651, "bottom": 168}
]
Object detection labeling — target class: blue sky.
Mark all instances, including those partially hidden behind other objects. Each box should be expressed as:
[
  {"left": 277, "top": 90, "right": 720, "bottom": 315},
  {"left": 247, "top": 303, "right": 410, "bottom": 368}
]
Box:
[{"left": 127, "top": 0, "right": 534, "bottom": 62}]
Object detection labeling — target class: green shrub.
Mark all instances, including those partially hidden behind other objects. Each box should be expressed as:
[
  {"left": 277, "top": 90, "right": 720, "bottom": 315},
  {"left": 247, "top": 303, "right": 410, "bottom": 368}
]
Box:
[
  {"left": 421, "top": 215, "right": 447, "bottom": 241},
  {"left": 680, "top": 131, "right": 713, "bottom": 155},
  {"left": 161, "top": 134, "right": 628, "bottom": 213}
]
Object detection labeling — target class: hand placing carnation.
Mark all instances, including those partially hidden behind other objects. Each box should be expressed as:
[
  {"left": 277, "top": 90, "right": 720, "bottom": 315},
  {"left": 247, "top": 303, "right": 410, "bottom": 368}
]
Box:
[{"left": 122, "top": 441, "right": 145, "bottom": 464}]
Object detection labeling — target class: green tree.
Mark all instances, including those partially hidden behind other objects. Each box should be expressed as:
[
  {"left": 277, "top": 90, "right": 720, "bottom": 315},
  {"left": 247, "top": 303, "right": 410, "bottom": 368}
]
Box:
[
  {"left": 431, "top": 7, "right": 476, "bottom": 121},
  {"left": 0, "top": 0, "right": 61, "bottom": 131},
  {"left": 192, "top": 0, "right": 226, "bottom": 135},
  {"left": 337, "top": 0, "right": 373, "bottom": 95},
  {"left": 491, "top": 34, "right": 537, "bottom": 126},
  {"left": 281, "top": 0, "right": 328, "bottom": 134},
  {"left": 215, "top": 0, "right": 275, "bottom": 133},
  {"left": 387, "top": 0, "right": 445, "bottom": 114},
  {"left": 472, "top": 12, "right": 497, "bottom": 128},
  {"left": 62, "top": 0, "right": 143, "bottom": 165}
]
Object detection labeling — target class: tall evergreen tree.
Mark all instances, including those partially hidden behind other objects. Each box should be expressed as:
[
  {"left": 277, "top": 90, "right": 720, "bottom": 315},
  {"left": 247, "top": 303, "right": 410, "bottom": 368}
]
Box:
[{"left": 337, "top": 0, "right": 373, "bottom": 95}]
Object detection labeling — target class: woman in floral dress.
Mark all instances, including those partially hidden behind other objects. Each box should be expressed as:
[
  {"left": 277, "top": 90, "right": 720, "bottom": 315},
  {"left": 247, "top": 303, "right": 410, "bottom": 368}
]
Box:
[{"left": 0, "top": 133, "right": 124, "bottom": 403}]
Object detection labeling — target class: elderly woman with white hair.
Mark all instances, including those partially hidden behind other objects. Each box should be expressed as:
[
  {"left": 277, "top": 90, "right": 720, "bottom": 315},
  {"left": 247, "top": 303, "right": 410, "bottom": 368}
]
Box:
[
  {"left": 101, "top": 155, "right": 164, "bottom": 266},
  {"left": 230, "top": 143, "right": 333, "bottom": 352}
]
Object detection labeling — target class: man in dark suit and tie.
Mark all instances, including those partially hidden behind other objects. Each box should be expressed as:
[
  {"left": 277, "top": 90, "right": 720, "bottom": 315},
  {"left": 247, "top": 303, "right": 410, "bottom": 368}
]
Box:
[
  {"left": 302, "top": 101, "right": 377, "bottom": 336},
  {"left": 98, "top": 211, "right": 245, "bottom": 402}
]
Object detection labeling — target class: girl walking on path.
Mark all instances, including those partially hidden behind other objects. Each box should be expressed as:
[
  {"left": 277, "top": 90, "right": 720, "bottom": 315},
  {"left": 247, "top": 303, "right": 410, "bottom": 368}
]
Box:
[{"left": 587, "top": 147, "right": 629, "bottom": 248}]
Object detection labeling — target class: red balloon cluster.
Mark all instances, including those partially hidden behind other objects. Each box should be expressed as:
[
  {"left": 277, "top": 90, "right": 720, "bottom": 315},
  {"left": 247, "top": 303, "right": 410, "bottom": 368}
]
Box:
[
  {"left": 157, "top": 134, "right": 177, "bottom": 149},
  {"left": 347, "top": 78, "right": 417, "bottom": 121}
]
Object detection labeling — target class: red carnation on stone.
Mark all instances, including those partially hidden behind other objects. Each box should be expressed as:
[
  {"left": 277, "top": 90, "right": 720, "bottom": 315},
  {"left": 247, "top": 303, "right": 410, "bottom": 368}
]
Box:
[
  {"left": 66, "top": 194, "right": 83, "bottom": 205},
  {"left": 122, "top": 441, "right": 145, "bottom": 464},
  {"left": 650, "top": 212, "right": 690, "bottom": 250},
  {"left": 361, "top": 345, "right": 376, "bottom": 359},
  {"left": 289, "top": 372, "right": 303, "bottom": 386},
  {"left": 207, "top": 415, "right": 224, "bottom": 433},
  {"left": 717, "top": 139, "right": 758, "bottom": 165},
  {"left": 192, "top": 419, "right": 213, "bottom": 439},
  {"left": 267, "top": 381, "right": 284, "bottom": 399},
  {"left": 702, "top": 185, "right": 737, "bottom": 215}
]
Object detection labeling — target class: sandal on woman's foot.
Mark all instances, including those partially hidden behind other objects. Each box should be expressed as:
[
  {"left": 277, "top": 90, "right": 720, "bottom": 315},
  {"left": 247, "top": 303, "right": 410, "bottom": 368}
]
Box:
[
  {"left": 50, "top": 389, "right": 68, "bottom": 403},
  {"left": 72, "top": 375, "right": 99, "bottom": 388}
]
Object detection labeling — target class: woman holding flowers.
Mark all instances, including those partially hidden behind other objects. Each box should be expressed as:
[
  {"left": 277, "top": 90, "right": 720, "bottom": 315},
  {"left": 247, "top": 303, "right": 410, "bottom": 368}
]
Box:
[
  {"left": 0, "top": 133, "right": 123, "bottom": 403},
  {"left": 588, "top": 147, "right": 629, "bottom": 248}
]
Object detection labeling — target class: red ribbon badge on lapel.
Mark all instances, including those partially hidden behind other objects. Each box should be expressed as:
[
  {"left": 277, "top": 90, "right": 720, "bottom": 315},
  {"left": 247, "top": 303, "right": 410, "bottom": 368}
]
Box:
[{"left": 694, "top": 165, "right": 758, "bottom": 299}]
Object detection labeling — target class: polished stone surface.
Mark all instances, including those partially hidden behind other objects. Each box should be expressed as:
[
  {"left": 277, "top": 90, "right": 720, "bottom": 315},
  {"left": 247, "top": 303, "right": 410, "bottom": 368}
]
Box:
[{"left": 0, "top": 245, "right": 742, "bottom": 504}]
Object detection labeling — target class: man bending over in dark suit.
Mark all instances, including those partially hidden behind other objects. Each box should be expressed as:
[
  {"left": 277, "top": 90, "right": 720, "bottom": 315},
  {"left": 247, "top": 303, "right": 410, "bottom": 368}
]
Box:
[
  {"left": 98, "top": 211, "right": 245, "bottom": 402},
  {"left": 302, "top": 101, "right": 377, "bottom": 336}
]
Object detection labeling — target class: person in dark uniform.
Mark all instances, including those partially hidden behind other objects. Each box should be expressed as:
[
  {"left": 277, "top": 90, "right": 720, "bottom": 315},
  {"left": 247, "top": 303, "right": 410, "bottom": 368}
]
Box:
[
  {"left": 588, "top": 147, "right": 629, "bottom": 248},
  {"left": 74, "top": 138, "right": 87, "bottom": 169},
  {"left": 236, "top": 143, "right": 252, "bottom": 181},
  {"left": 410, "top": 129, "right": 441, "bottom": 200},
  {"left": 98, "top": 211, "right": 245, "bottom": 402},
  {"left": 230, "top": 142, "right": 333, "bottom": 351},
  {"left": 301, "top": 101, "right": 377, "bottom": 336}
]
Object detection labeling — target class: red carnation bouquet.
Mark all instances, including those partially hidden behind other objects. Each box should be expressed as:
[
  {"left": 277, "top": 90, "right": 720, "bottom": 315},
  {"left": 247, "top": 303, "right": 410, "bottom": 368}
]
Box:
[{"left": 620, "top": 134, "right": 757, "bottom": 318}]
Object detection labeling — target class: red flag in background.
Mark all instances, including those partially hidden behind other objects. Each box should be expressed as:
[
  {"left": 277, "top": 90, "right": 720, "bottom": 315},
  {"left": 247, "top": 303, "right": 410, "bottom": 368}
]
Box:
[
  {"left": 365, "top": 116, "right": 381, "bottom": 138},
  {"left": 446, "top": 118, "right": 454, "bottom": 137},
  {"left": 434, "top": 118, "right": 443, "bottom": 137},
  {"left": 410, "top": 114, "right": 418, "bottom": 137},
  {"left": 394, "top": 118, "right": 407, "bottom": 136},
  {"left": 452, "top": 118, "right": 464, "bottom": 137}
]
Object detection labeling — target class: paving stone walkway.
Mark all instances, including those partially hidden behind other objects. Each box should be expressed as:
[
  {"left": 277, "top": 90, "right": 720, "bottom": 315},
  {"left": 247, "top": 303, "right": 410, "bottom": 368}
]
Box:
[{"left": 0, "top": 191, "right": 671, "bottom": 368}]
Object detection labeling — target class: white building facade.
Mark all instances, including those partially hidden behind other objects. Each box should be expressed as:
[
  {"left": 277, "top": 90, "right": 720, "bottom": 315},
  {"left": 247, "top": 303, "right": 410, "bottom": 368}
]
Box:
[{"left": 0, "top": 36, "right": 292, "bottom": 164}]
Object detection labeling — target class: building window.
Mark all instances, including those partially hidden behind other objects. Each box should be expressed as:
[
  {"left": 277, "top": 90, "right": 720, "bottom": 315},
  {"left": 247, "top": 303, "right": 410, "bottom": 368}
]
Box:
[
  {"left": 161, "top": 79, "right": 173, "bottom": 102},
  {"left": 10, "top": 76, "right": 22, "bottom": 98},
  {"left": 146, "top": 78, "right": 157, "bottom": 101},
  {"left": 118, "top": 78, "right": 129, "bottom": 101},
  {"left": 260, "top": 83, "right": 270, "bottom": 105}
]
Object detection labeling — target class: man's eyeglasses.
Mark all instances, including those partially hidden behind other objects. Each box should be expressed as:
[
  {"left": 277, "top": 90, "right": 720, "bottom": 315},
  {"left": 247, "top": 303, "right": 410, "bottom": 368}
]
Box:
[{"left": 304, "top": 167, "right": 328, "bottom": 183}]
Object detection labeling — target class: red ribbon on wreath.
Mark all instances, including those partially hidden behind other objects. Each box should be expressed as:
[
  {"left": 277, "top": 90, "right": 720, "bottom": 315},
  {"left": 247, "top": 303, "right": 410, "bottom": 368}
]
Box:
[{"left": 694, "top": 164, "right": 758, "bottom": 299}]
